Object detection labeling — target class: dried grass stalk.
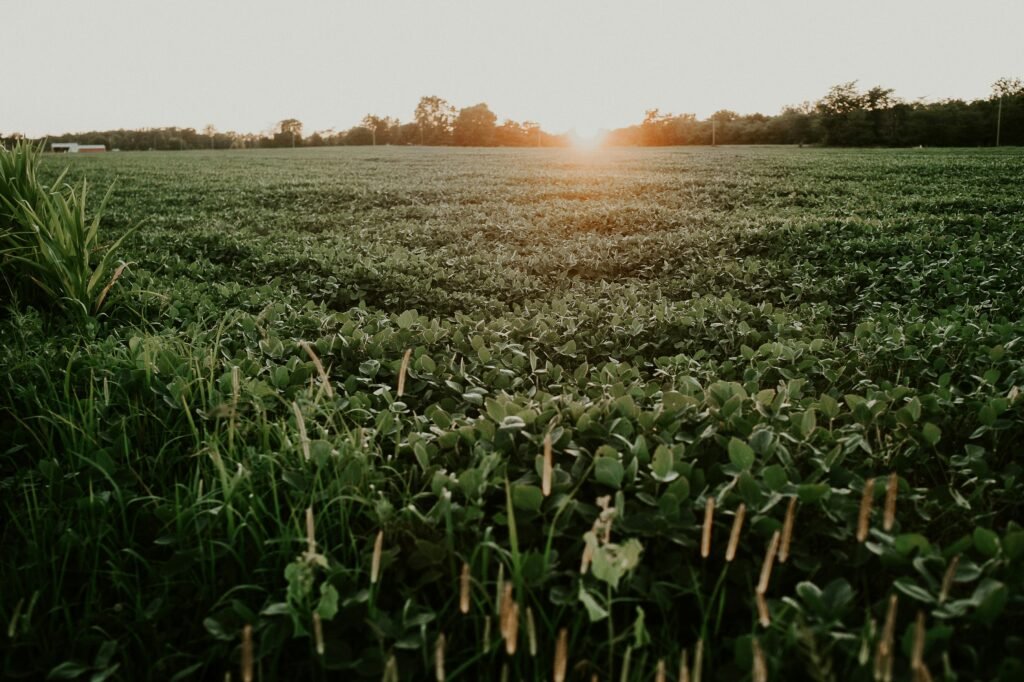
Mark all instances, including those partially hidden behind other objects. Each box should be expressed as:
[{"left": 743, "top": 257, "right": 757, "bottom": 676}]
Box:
[
  {"left": 701, "top": 497, "right": 715, "bottom": 559},
  {"left": 858, "top": 477, "right": 876, "bottom": 542},
  {"left": 939, "top": 555, "right": 960, "bottom": 604},
  {"left": 553, "top": 628, "right": 569, "bottom": 682},
  {"left": 779, "top": 497, "right": 797, "bottom": 563},
  {"left": 756, "top": 531, "right": 781, "bottom": 595},
  {"left": 726, "top": 503, "right": 746, "bottom": 562},
  {"left": 883, "top": 473, "right": 898, "bottom": 531},
  {"left": 370, "top": 530, "right": 384, "bottom": 584},
  {"left": 397, "top": 348, "right": 412, "bottom": 397},
  {"left": 542, "top": 433, "right": 553, "bottom": 497},
  {"left": 240, "top": 624, "right": 253, "bottom": 682}
]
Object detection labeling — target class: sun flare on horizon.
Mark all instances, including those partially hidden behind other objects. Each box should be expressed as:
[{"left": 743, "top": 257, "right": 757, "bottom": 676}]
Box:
[{"left": 568, "top": 126, "right": 607, "bottom": 149}]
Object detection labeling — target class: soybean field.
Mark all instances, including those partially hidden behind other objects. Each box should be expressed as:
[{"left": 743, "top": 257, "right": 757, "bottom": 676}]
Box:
[{"left": 2, "top": 146, "right": 1024, "bottom": 681}]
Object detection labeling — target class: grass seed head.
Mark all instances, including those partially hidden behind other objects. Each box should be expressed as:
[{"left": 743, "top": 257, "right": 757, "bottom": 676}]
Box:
[
  {"left": 858, "top": 477, "right": 876, "bottom": 543},
  {"left": 301, "top": 341, "right": 334, "bottom": 398},
  {"left": 883, "top": 474, "right": 898, "bottom": 531},
  {"left": 678, "top": 648, "right": 690, "bottom": 682},
  {"left": 911, "top": 611, "right": 926, "bottom": 672},
  {"left": 435, "top": 632, "right": 446, "bottom": 682},
  {"left": 542, "top": 433, "right": 553, "bottom": 497},
  {"left": 757, "top": 531, "right": 781, "bottom": 595},
  {"left": 701, "top": 497, "right": 715, "bottom": 559},
  {"left": 371, "top": 530, "right": 384, "bottom": 584},
  {"left": 526, "top": 606, "right": 537, "bottom": 657},
  {"left": 292, "top": 402, "right": 310, "bottom": 461},
  {"left": 939, "top": 555, "right": 960, "bottom": 604},
  {"left": 875, "top": 594, "right": 899, "bottom": 682},
  {"left": 553, "top": 628, "right": 569, "bottom": 682},
  {"left": 312, "top": 612, "right": 324, "bottom": 656},
  {"left": 756, "top": 591, "right": 770, "bottom": 627},
  {"left": 752, "top": 637, "right": 767, "bottom": 682},
  {"left": 459, "top": 562, "right": 471, "bottom": 614},
  {"left": 305, "top": 506, "right": 316, "bottom": 555},
  {"left": 692, "top": 638, "right": 704, "bottom": 682},
  {"left": 397, "top": 348, "right": 412, "bottom": 397},
  {"left": 240, "top": 624, "right": 253, "bottom": 682},
  {"left": 725, "top": 503, "right": 746, "bottom": 562},
  {"left": 779, "top": 497, "right": 797, "bottom": 563}
]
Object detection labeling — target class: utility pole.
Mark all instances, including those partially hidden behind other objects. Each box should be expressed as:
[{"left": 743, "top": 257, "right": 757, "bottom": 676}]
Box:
[
  {"left": 996, "top": 96, "right": 1002, "bottom": 147},
  {"left": 712, "top": 119, "right": 716, "bottom": 146}
]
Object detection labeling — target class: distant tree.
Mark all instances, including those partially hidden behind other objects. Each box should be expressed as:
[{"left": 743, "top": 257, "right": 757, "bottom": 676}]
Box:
[
  {"left": 202, "top": 124, "right": 217, "bottom": 150},
  {"left": 453, "top": 103, "right": 498, "bottom": 146},
  {"left": 522, "top": 121, "right": 542, "bottom": 147},
  {"left": 816, "top": 81, "right": 869, "bottom": 145},
  {"left": 992, "top": 77, "right": 1024, "bottom": 146},
  {"left": 273, "top": 119, "right": 303, "bottom": 147},
  {"left": 414, "top": 96, "right": 455, "bottom": 145},
  {"left": 862, "top": 86, "right": 897, "bottom": 143},
  {"left": 361, "top": 115, "right": 399, "bottom": 145},
  {"left": 342, "top": 126, "right": 374, "bottom": 145}
]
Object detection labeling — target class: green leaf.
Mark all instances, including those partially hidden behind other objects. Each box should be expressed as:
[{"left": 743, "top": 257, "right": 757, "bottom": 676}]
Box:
[
  {"left": 762, "top": 465, "right": 788, "bottom": 492},
  {"left": 47, "top": 661, "right": 92, "bottom": 680},
  {"left": 972, "top": 579, "right": 1007, "bottom": 625},
  {"left": 893, "top": 534, "right": 931, "bottom": 556},
  {"left": 738, "top": 471, "right": 762, "bottom": 506},
  {"left": 921, "top": 422, "right": 941, "bottom": 446},
  {"left": 650, "top": 445, "right": 678, "bottom": 483},
  {"left": 578, "top": 583, "right": 608, "bottom": 622},
  {"left": 727, "top": 437, "right": 755, "bottom": 470},
  {"left": 203, "top": 617, "right": 233, "bottom": 641},
  {"left": 317, "top": 583, "right": 339, "bottom": 620},
  {"left": 595, "top": 457, "right": 624, "bottom": 489},
  {"left": 800, "top": 409, "right": 817, "bottom": 438},
  {"left": 511, "top": 485, "right": 543, "bottom": 513},
  {"left": 797, "top": 483, "right": 830, "bottom": 503},
  {"left": 905, "top": 397, "right": 922, "bottom": 421},
  {"left": 973, "top": 527, "right": 1000, "bottom": 558},
  {"left": 1003, "top": 531, "right": 1024, "bottom": 560},
  {"left": 591, "top": 538, "right": 643, "bottom": 590},
  {"left": 893, "top": 578, "right": 936, "bottom": 605}
]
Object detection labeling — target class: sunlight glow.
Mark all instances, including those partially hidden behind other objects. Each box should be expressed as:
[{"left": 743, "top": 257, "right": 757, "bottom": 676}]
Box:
[{"left": 569, "top": 126, "right": 606, "bottom": 149}]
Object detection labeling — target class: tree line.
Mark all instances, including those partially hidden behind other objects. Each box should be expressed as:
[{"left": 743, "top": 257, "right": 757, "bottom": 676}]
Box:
[
  {"left": 608, "top": 78, "right": 1023, "bottom": 147},
  {"left": 0, "top": 96, "right": 566, "bottom": 151},
  {"left": 2, "top": 79, "right": 1020, "bottom": 150}
]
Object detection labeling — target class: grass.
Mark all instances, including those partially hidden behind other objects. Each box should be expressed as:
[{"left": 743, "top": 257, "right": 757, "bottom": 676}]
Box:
[
  {"left": 0, "top": 142, "right": 135, "bottom": 319},
  {"left": 1, "top": 145, "right": 1023, "bottom": 681}
]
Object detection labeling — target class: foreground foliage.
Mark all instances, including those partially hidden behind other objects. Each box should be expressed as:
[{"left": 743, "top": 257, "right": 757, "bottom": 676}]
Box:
[
  {"left": 1, "top": 146, "right": 1023, "bottom": 681},
  {"left": 0, "top": 142, "right": 133, "bottom": 319}
]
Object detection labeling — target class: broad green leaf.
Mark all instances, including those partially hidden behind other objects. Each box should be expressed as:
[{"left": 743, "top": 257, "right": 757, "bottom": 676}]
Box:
[
  {"left": 728, "top": 437, "right": 755, "bottom": 470},
  {"left": 650, "top": 445, "right": 678, "bottom": 482},
  {"left": 893, "top": 578, "right": 936, "bottom": 605},
  {"left": 797, "top": 483, "right": 830, "bottom": 503},
  {"left": 972, "top": 579, "right": 1007, "bottom": 625},
  {"left": 511, "top": 485, "right": 543, "bottom": 513},
  {"left": 578, "top": 584, "right": 608, "bottom": 622},
  {"left": 595, "top": 457, "right": 624, "bottom": 489},
  {"left": 973, "top": 527, "right": 1000, "bottom": 558}
]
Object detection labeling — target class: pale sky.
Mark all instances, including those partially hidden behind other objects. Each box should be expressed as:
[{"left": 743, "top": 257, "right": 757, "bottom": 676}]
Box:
[{"left": 3, "top": 0, "right": 1022, "bottom": 137}]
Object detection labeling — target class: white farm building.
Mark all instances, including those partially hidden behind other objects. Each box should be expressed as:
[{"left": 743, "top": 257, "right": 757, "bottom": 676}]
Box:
[{"left": 51, "top": 142, "right": 106, "bottom": 153}]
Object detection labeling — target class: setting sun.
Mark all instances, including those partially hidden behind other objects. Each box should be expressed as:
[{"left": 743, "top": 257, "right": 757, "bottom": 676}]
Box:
[{"left": 569, "top": 126, "right": 606, "bottom": 148}]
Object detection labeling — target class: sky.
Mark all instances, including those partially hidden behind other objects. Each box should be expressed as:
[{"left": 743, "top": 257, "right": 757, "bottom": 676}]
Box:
[{"left": 3, "top": 0, "right": 1023, "bottom": 138}]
